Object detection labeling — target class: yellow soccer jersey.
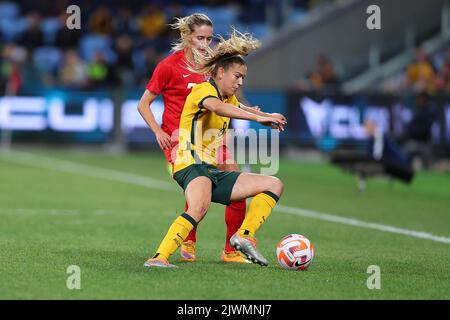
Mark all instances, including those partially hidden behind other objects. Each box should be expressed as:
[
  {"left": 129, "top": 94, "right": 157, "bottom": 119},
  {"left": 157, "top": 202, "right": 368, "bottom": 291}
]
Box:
[{"left": 173, "top": 79, "right": 239, "bottom": 173}]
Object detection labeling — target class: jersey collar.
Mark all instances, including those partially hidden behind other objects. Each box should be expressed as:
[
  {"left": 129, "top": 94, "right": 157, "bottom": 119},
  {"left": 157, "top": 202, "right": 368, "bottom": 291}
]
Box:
[
  {"left": 180, "top": 50, "right": 195, "bottom": 68},
  {"left": 209, "top": 78, "right": 223, "bottom": 101}
]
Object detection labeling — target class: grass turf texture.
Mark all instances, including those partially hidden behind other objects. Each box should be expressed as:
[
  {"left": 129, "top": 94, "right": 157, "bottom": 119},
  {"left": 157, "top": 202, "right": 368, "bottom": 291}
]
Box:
[{"left": 0, "top": 148, "right": 449, "bottom": 299}]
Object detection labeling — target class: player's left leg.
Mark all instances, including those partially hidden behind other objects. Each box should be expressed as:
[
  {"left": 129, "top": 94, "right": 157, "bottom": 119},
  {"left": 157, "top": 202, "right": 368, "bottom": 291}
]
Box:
[
  {"left": 181, "top": 202, "right": 197, "bottom": 262},
  {"left": 228, "top": 173, "right": 284, "bottom": 266}
]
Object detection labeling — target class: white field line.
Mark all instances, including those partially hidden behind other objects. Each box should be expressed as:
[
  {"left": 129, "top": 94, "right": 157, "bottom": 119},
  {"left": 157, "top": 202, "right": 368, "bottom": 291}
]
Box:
[
  {"left": 0, "top": 208, "right": 79, "bottom": 215},
  {"left": 1, "top": 150, "right": 450, "bottom": 245},
  {"left": 0, "top": 208, "right": 165, "bottom": 217},
  {"left": 0, "top": 150, "right": 177, "bottom": 192},
  {"left": 276, "top": 205, "right": 450, "bottom": 244}
]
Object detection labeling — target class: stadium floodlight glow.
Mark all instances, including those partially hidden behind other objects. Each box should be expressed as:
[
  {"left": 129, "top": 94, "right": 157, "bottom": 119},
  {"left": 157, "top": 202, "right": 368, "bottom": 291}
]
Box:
[
  {"left": 0, "top": 96, "right": 115, "bottom": 133},
  {"left": 0, "top": 97, "right": 47, "bottom": 130},
  {"left": 121, "top": 99, "right": 163, "bottom": 132},
  {"left": 230, "top": 118, "right": 250, "bottom": 131},
  {"left": 300, "top": 96, "right": 392, "bottom": 140},
  {"left": 48, "top": 98, "right": 98, "bottom": 132},
  {"left": 301, "top": 96, "right": 330, "bottom": 138},
  {"left": 329, "top": 105, "right": 366, "bottom": 139}
]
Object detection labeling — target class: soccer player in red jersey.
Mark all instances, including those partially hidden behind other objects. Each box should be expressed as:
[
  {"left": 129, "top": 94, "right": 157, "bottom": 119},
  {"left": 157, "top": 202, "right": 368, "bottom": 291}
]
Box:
[{"left": 137, "top": 13, "right": 248, "bottom": 263}]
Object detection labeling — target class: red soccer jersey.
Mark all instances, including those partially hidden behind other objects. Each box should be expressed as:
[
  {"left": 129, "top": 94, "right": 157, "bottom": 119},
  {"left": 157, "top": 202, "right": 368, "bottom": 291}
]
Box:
[{"left": 146, "top": 50, "right": 208, "bottom": 136}]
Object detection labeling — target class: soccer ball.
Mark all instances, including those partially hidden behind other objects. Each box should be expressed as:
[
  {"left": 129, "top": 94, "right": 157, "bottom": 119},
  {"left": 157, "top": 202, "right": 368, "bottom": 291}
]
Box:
[{"left": 276, "top": 234, "right": 314, "bottom": 270}]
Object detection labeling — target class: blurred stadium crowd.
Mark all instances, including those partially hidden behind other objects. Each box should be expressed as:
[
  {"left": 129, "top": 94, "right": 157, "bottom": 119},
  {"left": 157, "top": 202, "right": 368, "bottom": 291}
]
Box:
[
  {"left": 379, "top": 47, "right": 450, "bottom": 96},
  {"left": 298, "top": 47, "right": 450, "bottom": 97},
  {"left": 0, "top": 0, "right": 448, "bottom": 175},
  {"left": 0, "top": 0, "right": 331, "bottom": 94},
  {"left": 3, "top": 0, "right": 446, "bottom": 98}
]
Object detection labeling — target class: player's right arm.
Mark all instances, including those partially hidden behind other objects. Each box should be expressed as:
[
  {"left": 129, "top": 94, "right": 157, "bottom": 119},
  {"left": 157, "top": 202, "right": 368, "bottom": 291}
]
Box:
[{"left": 137, "top": 89, "right": 172, "bottom": 150}]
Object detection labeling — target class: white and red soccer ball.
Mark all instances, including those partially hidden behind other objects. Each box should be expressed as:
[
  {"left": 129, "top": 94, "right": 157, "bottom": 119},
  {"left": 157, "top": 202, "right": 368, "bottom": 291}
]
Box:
[{"left": 276, "top": 234, "right": 314, "bottom": 270}]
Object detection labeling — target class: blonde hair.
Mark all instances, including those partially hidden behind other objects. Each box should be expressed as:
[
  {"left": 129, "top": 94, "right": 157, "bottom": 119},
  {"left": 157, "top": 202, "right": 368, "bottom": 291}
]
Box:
[
  {"left": 170, "top": 13, "right": 213, "bottom": 52},
  {"left": 191, "top": 29, "right": 261, "bottom": 77}
]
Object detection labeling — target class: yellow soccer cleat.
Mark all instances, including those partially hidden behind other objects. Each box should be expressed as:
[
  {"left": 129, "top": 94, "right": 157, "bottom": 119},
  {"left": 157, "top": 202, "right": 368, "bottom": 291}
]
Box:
[
  {"left": 220, "top": 250, "right": 251, "bottom": 263},
  {"left": 180, "top": 240, "right": 196, "bottom": 262}
]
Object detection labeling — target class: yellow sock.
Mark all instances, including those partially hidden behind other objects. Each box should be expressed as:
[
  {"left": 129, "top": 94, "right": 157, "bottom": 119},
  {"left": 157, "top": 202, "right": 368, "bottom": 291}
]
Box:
[
  {"left": 153, "top": 213, "right": 196, "bottom": 260},
  {"left": 239, "top": 191, "right": 279, "bottom": 237}
]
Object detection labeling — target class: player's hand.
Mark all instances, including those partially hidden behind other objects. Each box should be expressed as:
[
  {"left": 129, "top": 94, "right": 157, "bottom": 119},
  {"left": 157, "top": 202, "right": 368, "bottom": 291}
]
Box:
[
  {"left": 270, "top": 113, "right": 286, "bottom": 122},
  {"left": 256, "top": 115, "right": 286, "bottom": 132},
  {"left": 155, "top": 129, "right": 172, "bottom": 150}
]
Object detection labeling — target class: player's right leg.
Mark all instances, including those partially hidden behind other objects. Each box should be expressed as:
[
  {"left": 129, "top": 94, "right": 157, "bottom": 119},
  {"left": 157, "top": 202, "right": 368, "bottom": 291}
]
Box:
[
  {"left": 163, "top": 144, "right": 198, "bottom": 262},
  {"left": 144, "top": 176, "right": 212, "bottom": 268},
  {"left": 180, "top": 202, "right": 197, "bottom": 262},
  {"left": 228, "top": 173, "right": 283, "bottom": 266}
]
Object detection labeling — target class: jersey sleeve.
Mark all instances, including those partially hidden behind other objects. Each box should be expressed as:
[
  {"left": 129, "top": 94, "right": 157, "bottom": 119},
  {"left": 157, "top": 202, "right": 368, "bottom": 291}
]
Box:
[
  {"left": 229, "top": 95, "right": 240, "bottom": 108},
  {"left": 192, "top": 84, "right": 220, "bottom": 108},
  {"left": 146, "top": 62, "right": 170, "bottom": 95}
]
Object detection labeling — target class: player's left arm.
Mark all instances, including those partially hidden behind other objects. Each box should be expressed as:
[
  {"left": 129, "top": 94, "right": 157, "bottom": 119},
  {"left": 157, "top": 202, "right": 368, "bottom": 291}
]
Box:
[
  {"left": 202, "top": 98, "right": 286, "bottom": 131},
  {"left": 238, "top": 103, "right": 286, "bottom": 122},
  {"left": 235, "top": 88, "right": 285, "bottom": 120}
]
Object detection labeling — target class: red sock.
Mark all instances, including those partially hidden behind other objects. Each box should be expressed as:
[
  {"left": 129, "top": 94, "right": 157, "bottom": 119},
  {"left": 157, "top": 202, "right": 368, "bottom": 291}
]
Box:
[
  {"left": 224, "top": 199, "right": 246, "bottom": 252},
  {"left": 183, "top": 201, "right": 197, "bottom": 242}
]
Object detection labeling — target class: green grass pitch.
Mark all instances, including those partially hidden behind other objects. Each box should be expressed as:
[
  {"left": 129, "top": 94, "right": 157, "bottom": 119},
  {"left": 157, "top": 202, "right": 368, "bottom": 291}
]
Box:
[{"left": 0, "top": 148, "right": 449, "bottom": 299}]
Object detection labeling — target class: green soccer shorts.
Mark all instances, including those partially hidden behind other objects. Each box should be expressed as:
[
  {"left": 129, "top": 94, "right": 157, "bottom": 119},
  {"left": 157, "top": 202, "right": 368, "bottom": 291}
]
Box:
[{"left": 173, "top": 164, "right": 242, "bottom": 205}]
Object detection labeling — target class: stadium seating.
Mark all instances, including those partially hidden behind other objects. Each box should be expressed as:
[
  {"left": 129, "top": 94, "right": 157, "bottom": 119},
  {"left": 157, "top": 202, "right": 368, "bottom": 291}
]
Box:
[
  {"left": 1, "top": 0, "right": 322, "bottom": 89},
  {"left": 40, "top": 17, "right": 62, "bottom": 46},
  {"left": 32, "top": 46, "right": 63, "bottom": 76},
  {"left": 79, "top": 34, "right": 116, "bottom": 64}
]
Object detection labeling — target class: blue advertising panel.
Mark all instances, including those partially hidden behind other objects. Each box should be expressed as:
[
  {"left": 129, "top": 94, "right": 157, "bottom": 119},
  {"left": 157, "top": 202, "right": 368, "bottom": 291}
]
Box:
[
  {"left": 0, "top": 91, "right": 114, "bottom": 143},
  {"left": 2, "top": 89, "right": 448, "bottom": 153},
  {"left": 286, "top": 91, "right": 450, "bottom": 151}
]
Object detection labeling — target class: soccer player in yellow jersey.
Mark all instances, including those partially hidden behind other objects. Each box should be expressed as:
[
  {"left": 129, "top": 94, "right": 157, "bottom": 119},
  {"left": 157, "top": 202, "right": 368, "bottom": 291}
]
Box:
[{"left": 144, "top": 30, "right": 287, "bottom": 268}]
